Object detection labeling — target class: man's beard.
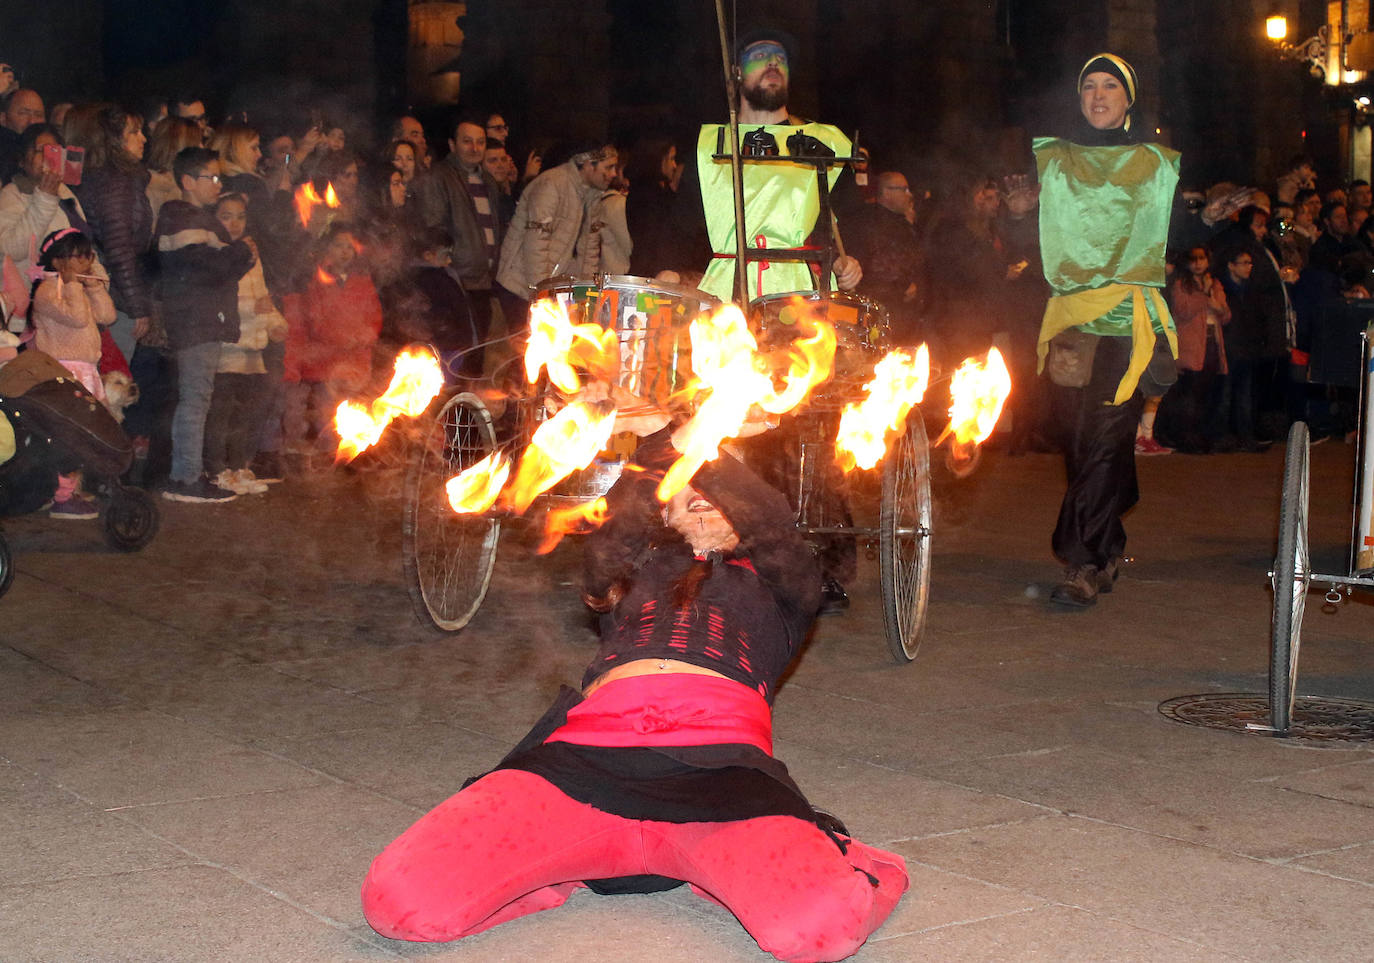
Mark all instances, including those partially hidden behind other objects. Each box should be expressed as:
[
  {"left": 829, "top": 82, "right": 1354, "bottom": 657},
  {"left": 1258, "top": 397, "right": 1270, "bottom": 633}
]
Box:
[{"left": 742, "top": 79, "right": 788, "bottom": 112}]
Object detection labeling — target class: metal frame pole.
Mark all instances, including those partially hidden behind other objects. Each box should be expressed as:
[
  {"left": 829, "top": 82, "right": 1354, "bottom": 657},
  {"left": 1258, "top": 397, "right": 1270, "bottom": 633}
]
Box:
[{"left": 713, "top": 0, "right": 750, "bottom": 307}]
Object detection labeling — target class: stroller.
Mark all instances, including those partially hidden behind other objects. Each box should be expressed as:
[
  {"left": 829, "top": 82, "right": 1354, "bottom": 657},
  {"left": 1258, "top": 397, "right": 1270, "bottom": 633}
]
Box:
[{"left": 0, "top": 347, "right": 159, "bottom": 599}]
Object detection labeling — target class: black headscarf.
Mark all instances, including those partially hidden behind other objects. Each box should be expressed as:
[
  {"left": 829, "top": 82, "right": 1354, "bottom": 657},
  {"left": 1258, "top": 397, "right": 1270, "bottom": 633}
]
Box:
[{"left": 1074, "top": 53, "right": 1141, "bottom": 146}]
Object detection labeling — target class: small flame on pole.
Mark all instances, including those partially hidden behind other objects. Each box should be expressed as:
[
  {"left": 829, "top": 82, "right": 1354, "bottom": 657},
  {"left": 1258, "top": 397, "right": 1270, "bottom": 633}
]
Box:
[
  {"left": 942, "top": 347, "right": 1012, "bottom": 447},
  {"left": 833, "top": 345, "right": 931, "bottom": 472},
  {"left": 537, "top": 497, "right": 610, "bottom": 554},
  {"left": 657, "top": 303, "right": 835, "bottom": 501},
  {"left": 524, "top": 297, "right": 619, "bottom": 392},
  {"left": 333, "top": 347, "right": 445, "bottom": 461},
  {"left": 446, "top": 450, "right": 512, "bottom": 514}
]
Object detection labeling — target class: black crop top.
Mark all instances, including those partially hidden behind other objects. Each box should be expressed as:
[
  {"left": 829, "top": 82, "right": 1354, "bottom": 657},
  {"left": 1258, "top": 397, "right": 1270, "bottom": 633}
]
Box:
[{"left": 580, "top": 430, "right": 821, "bottom": 702}]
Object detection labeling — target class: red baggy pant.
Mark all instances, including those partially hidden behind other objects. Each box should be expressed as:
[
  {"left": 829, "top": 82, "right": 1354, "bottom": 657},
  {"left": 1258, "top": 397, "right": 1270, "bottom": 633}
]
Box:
[{"left": 361, "top": 768, "right": 908, "bottom": 963}]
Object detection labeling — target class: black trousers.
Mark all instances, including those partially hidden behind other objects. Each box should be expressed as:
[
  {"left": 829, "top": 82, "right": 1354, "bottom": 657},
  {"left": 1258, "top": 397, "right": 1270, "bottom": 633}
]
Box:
[{"left": 1049, "top": 336, "right": 1144, "bottom": 569}]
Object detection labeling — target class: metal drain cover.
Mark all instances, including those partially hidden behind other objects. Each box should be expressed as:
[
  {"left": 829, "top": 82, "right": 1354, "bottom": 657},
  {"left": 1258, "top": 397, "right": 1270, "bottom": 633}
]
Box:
[{"left": 1159, "top": 693, "right": 1374, "bottom": 744}]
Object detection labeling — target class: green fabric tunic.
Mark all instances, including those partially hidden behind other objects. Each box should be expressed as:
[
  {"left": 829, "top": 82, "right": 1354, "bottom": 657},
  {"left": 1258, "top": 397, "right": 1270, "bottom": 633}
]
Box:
[
  {"left": 1033, "top": 136, "right": 1180, "bottom": 335},
  {"left": 696, "top": 123, "right": 851, "bottom": 302}
]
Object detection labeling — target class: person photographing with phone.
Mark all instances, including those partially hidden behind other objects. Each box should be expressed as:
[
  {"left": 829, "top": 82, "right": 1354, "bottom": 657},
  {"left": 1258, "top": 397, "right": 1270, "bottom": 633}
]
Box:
[{"left": 0, "top": 124, "right": 103, "bottom": 289}]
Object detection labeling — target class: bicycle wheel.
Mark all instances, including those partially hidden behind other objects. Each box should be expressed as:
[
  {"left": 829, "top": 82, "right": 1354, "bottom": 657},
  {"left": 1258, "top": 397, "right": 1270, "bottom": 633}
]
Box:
[
  {"left": 402, "top": 392, "right": 501, "bottom": 632},
  {"left": 1269, "top": 421, "right": 1310, "bottom": 733},
  {"left": 880, "top": 411, "right": 933, "bottom": 662}
]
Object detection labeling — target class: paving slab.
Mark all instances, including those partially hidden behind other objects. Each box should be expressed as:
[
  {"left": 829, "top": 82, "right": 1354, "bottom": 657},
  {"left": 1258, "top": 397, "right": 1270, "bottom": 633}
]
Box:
[
  {"left": 0, "top": 864, "right": 385, "bottom": 962},
  {"left": 118, "top": 782, "right": 421, "bottom": 926},
  {"left": 0, "top": 760, "right": 191, "bottom": 886},
  {"left": 900, "top": 815, "right": 1374, "bottom": 960},
  {"left": 863, "top": 904, "right": 1242, "bottom": 962},
  {"left": 922, "top": 743, "right": 1374, "bottom": 859},
  {"left": 0, "top": 707, "right": 328, "bottom": 807}
]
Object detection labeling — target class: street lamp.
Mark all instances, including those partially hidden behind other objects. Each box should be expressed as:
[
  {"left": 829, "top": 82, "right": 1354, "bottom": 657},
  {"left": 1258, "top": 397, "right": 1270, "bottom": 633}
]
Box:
[{"left": 1267, "top": 19, "right": 1332, "bottom": 79}]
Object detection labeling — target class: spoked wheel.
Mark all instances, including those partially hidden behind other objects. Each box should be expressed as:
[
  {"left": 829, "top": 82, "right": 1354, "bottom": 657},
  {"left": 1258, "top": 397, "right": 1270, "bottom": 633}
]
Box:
[
  {"left": 880, "top": 411, "right": 933, "bottom": 662},
  {"left": 101, "top": 484, "right": 160, "bottom": 552},
  {"left": 1269, "top": 421, "right": 1311, "bottom": 734},
  {"left": 0, "top": 530, "right": 13, "bottom": 599},
  {"left": 402, "top": 391, "right": 501, "bottom": 632}
]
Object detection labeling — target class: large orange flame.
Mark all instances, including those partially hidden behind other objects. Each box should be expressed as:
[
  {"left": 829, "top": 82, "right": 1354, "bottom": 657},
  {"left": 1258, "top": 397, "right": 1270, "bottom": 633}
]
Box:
[
  {"left": 294, "top": 182, "right": 322, "bottom": 228},
  {"left": 536, "top": 497, "right": 610, "bottom": 554},
  {"left": 656, "top": 304, "right": 835, "bottom": 501},
  {"left": 293, "top": 181, "right": 342, "bottom": 229},
  {"left": 446, "top": 450, "right": 512, "bottom": 514},
  {"left": 500, "top": 401, "right": 618, "bottom": 514},
  {"left": 945, "top": 347, "right": 1012, "bottom": 446},
  {"left": 333, "top": 347, "right": 445, "bottom": 461},
  {"left": 833, "top": 346, "right": 931, "bottom": 472},
  {"left": 523, "top": 297, "right": 618, "bottom": 393}
]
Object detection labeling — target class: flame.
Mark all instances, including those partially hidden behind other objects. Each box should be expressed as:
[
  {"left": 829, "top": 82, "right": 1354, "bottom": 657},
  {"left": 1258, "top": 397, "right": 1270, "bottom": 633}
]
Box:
[
  {"left": 945, "top": 347, "right": 1012, "bottom": 446},
  {"left": 294, "top": 182, "right": 322, "bottom": 227},
  {"left": 536, "top": 497, "right": 610, "bottom": 554},
  {"left": 333, "top": 347, "right": 445, "bottom": 461},
  {"left": 293, "top": 181, "right": 341, "bottom": 228},
  {"left": 316, "top": 265, "right": 334, "bottom": 286},
  {"left": 523, "top": 297, "right": 618, "bottom": 392},
  {"left": 833, "top": 346, "right": 931, "bottom": 472},
  {"left": 446, "top": 450, "right": 512, "bottom": 514},
  {"left": 500, "top": 401, "right": 617, "bottom": 514},
  {"left": 656, "top": 304, "right": 835, "bottom": 501}
]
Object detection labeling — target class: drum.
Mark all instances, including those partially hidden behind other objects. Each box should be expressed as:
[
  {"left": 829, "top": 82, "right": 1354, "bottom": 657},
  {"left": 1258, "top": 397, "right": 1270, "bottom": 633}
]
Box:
[
  {"left": 531, "top": 275, "right": 718, "bottom": 503},
  {"left": 748, "top": 291, "right": 891, "bottom": 402},
  {"left": 532, "top": 274, "right": 718, "bottom": 407}
]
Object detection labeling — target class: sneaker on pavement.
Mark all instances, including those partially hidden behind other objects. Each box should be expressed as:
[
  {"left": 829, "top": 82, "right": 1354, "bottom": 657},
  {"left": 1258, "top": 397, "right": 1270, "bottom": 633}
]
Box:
[
  {"left": 49, "top": 493, "right": 100, "bottom": 520},
  {"left": 162, "top": 477, "right": 238, "bottom": 503},
  {"left": 1050, "top": 564, "right": 1099, "bottom": 607},
  {"left": 1134, "top": 436, "right": 1172, "bottom": 456}
]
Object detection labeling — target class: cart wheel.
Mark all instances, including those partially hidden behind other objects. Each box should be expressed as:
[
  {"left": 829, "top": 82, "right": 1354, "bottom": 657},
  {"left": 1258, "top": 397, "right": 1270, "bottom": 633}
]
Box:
[
  {"left": 402, "top": 392, "right": 501, "bottom": 632},
  {"left": 880, "top": 412, "right": 933, "bottom": 662},
  {"left": 0, "top": 531, "right": 12, "bottom": 599},
  {"left": 1269, "top": 421, "right": 1310, "bottom": 734},
  {"left": 102, "top": 485, "right": 160, "bottom": 553}
]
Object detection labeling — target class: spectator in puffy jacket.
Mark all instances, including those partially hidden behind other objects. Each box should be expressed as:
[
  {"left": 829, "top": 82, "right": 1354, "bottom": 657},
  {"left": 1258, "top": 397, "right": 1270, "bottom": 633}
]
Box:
[{"left": 67, "top": 103, "right": 152, "bottom": 363}]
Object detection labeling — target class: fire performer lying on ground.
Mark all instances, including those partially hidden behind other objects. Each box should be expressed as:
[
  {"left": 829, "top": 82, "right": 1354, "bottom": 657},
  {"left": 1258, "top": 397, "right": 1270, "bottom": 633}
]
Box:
[{"left": 361, "top": 389, "right": 909, "bottom": 963}]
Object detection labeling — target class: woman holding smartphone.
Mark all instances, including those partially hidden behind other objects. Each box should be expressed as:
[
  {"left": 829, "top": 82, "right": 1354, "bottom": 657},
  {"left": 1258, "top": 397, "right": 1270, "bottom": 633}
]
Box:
[{"left": 0, "top": 123, "right": 107, "bottom": 285}]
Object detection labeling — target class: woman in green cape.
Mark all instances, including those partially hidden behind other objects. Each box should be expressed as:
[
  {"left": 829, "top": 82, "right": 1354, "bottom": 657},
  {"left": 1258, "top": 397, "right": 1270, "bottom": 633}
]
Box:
[{"left": 1008, "top": 53, "right": 1180, "bottom": 607}]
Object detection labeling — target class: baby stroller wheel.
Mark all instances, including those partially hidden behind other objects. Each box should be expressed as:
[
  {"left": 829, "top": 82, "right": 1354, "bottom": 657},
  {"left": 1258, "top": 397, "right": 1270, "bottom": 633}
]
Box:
[
  {"left": 0, "top": 530, "right": 13, "bottom": 599},
  {"left": 101, "top": 484, "right": 160, "bottom": 552}
]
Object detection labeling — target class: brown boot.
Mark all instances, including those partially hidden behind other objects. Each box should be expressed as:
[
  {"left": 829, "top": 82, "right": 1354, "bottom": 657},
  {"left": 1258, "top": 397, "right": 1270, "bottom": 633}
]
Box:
[{"left": 1050, "top": 564, "right": 1099, "bottom": 607}]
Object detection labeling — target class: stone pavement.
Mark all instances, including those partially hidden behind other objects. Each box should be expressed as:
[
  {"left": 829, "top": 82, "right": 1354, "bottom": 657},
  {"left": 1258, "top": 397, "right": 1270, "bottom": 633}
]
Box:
[{"left": 1, "top": 442, "right": 1372, "bottom": 962}]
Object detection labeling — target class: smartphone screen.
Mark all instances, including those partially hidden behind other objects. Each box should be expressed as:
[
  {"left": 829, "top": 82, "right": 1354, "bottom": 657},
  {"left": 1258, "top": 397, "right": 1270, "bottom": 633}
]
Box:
[
  {"left": 42, "top": 142, "right": 63, "bottom": 177},
  {"left": 62, "top": 146, "right": 84, "bottom": 186}
]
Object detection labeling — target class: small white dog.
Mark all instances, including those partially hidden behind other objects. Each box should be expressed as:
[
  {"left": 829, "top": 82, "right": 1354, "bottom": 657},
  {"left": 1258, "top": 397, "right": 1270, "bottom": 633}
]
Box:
[{"left": 101, "top": 370, "right": 139, "bottom": 423}]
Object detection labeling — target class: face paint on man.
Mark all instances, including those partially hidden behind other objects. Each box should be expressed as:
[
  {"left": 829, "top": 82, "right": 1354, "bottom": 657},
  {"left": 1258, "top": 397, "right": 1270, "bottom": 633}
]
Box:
[{"left": 740, "top": 41, "right": 789, "bottom": 113}]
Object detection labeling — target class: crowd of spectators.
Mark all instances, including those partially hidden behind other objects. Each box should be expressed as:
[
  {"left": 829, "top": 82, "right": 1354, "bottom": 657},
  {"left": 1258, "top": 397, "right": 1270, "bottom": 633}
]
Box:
[{"left": 0, "top": 67, "right": 1369, "bottom": 511}]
